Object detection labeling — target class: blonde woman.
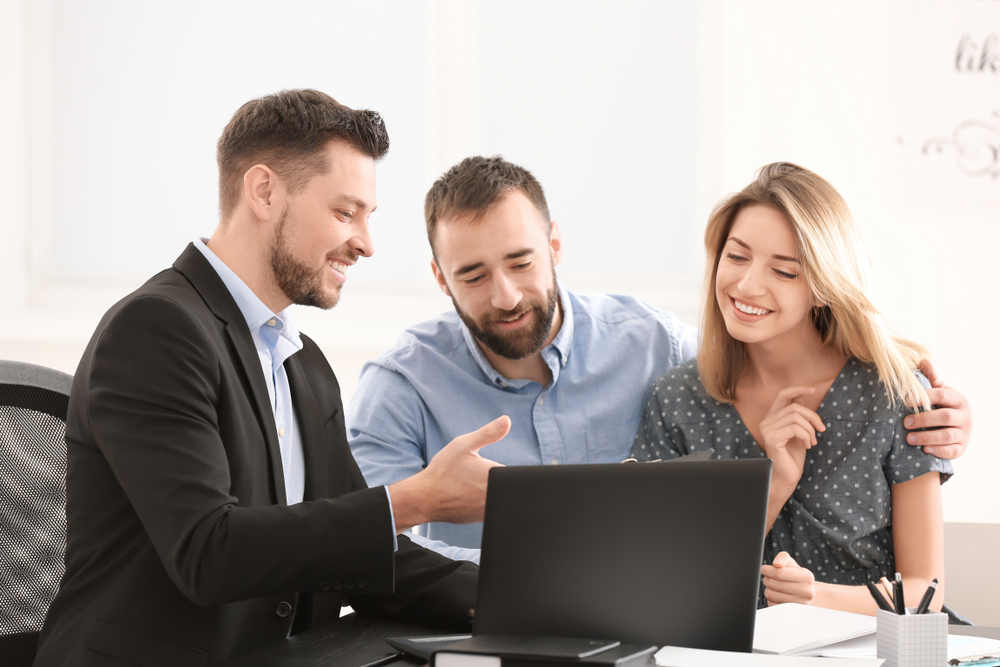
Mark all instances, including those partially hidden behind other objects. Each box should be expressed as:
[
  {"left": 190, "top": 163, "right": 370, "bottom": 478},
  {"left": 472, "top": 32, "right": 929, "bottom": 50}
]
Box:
[{"left": 631, "top": 163, "right": 952, "bottom": 615}]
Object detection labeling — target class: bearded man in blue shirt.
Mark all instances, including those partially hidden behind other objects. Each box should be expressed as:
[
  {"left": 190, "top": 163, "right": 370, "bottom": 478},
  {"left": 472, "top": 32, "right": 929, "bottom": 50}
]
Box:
[{"left": 348, "top": 155, "right": 974, "bottom": 564}]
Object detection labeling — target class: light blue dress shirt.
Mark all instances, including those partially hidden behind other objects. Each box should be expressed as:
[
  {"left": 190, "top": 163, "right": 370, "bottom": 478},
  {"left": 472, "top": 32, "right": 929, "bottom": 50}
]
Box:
[
  {"left": 348, "top": 283, "right": 698, "bottom": 562},
  {"left": 193, "top": 239, "right": 307, "bottom": 504},
  {"left": 194, "top": 239, "right": 397, "bottom": 546}
]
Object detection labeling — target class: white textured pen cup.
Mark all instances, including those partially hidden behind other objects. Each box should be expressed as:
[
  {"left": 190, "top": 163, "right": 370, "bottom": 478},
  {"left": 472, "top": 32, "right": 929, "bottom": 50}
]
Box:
[{"left": 876, "top": 609, "right": 947, "bottom": 667}]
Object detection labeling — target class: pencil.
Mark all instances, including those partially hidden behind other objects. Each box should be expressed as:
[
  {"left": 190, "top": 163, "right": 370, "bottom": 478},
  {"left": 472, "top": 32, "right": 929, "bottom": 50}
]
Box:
[{"left": 880, "top": 576, "right": 895, "bottom": 602}]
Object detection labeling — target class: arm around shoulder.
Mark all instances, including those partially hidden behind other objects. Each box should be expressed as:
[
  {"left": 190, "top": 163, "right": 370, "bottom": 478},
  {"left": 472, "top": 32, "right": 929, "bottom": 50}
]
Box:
[{"left": 903, "top": 359, "right": 973, "bottom": 460}]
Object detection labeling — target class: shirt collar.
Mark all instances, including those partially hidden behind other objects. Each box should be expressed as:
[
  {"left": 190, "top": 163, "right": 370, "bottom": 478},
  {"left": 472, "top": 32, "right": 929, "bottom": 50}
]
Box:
[
  {"left": 548, "top": 281, "right": 574, "bottom": 365},
  {"left": 460, "top": 280, "right": 574, "bottom": 388},
  {"left": 192, "top": 238, "right": 302, "bottom": 348}
]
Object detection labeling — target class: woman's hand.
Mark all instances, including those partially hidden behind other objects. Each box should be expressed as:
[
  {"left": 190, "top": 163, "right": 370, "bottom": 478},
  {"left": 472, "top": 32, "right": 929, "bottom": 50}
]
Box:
[
  {"left": 759, "top": 386, "right": 825, "bottom": 494},
  {"left": 761, "top": 551, "right": 816, "bottom": 606}
]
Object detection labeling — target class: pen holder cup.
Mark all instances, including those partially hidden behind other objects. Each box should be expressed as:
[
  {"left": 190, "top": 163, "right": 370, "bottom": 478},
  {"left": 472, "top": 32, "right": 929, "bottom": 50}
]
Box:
[{"left": 876, "top": 609, "right": 947, "bottom": 667}]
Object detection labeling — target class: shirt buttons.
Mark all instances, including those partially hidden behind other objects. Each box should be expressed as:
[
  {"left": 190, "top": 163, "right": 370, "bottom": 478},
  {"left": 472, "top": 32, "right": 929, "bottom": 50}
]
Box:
[
  {"left": 278, "top": 428, "right": 285, "bottom": 437},
  {"left": 550, "top": 459, "right": 558, "bottom": 465},
  {"left": 538, "top": 397, "right": 545, "bottom": 406},
  {"left": 267, "top": 318, "right": 277, "bottom": 326}
]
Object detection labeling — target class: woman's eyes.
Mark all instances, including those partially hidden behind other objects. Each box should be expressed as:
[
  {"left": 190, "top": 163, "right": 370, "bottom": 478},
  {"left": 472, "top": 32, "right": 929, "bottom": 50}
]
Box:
[{"left": 726, "top": 253, "right": 797, "bottom": 279}]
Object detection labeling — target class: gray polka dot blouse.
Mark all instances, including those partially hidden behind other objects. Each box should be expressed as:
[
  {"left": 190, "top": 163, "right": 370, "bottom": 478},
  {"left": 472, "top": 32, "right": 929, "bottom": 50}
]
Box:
[{"left": 631, "top": 357, "right": 953, "bottom": 601}]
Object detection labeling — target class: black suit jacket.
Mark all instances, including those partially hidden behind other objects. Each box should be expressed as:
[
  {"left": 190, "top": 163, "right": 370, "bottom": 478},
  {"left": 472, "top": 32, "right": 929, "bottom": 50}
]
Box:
[{"left": 34, "top": 245, "right": 476, "bottom": 666}]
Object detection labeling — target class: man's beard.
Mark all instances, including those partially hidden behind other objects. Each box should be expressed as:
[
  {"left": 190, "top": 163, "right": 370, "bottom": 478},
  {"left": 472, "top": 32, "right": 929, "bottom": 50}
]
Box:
[
  {"left": 454, "top": 273, "right": 560, "bottom": 360},
  {"left": 269, "top": 210, "right": 340, "bottom": 310}
]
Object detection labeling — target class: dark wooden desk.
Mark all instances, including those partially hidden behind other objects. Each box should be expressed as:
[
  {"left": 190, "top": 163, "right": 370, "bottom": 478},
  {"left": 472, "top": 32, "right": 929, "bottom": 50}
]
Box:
[
  {"left": 223, "top": 613, "right": 447, "bottom": 667},
  {"left": 225, "top": 615, "right": 1000, "bottom": 667}
]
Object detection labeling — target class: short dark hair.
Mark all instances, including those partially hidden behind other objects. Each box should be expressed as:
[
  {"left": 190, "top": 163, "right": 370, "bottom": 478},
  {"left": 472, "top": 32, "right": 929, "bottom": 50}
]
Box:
[
  {"left": 216, "top": 89, "right": 389, "bottom": 220},
  {"left": 424, "top": 156, "right": 551, "bottom": 254}
]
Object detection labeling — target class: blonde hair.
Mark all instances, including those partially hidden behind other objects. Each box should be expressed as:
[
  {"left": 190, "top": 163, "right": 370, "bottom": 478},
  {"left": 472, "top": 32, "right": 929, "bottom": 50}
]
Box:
[{"left": 699, "top": 162, "right": 929, "bottom": 409}]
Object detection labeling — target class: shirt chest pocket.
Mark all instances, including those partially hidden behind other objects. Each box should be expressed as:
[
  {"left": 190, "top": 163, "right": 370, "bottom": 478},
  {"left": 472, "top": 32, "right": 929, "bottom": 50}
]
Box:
[{"left": 584, "top": 419, "right": 640, "bottom": 463}]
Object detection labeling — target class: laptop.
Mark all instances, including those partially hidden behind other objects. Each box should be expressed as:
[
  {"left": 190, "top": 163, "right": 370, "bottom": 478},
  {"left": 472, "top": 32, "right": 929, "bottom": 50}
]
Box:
[{"left": 472, "top": 458, "right": 771, "bottom": 653}]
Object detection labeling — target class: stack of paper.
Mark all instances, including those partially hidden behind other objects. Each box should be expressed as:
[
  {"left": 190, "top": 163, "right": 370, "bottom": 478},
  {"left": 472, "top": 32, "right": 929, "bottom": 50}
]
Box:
[
  {"left": 752, "top": 604, "right": 876, "bottom": 656},
  {"left": 654, "top": 645, "right": 883, "bottom": 666}
]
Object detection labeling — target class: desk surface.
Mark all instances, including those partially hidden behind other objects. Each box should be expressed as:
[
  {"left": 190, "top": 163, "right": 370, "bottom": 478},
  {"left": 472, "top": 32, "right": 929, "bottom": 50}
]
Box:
[
  {"left": 223, "top": 613, "right": 437, "bottom": 667},
  {"left": 224, "top": 615, "right": 1000, "bottom": 667},
  {"left": 950, "top": 625, "right": 1000, "bottom": 640}
]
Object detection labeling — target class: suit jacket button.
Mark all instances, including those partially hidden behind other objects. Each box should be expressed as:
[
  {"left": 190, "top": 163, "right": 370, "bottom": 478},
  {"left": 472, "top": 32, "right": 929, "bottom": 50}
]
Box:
[
  {"left": 319, "top": 581, "right": 331, "bottom": 591},
  {"left": 344, "top": 579, "right": 355, "bottom": 589},
  {"left": 356, "top": 578, "right": 367, "bottom": 588},
  {"left": 275, "top": 601, "right": 293, "bottom": 618},
  {"left": 332, "top": 581, "right": 343, "bottom": 590}
]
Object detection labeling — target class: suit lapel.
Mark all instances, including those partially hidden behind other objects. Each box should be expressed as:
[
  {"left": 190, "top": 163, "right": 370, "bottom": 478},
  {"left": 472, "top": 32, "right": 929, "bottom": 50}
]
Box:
[
  {"left": 172, "top": 244, "right": 287, "bottom": 504},
  {"left": 285, "top": 355, "right": 328, "bottom": 500}
]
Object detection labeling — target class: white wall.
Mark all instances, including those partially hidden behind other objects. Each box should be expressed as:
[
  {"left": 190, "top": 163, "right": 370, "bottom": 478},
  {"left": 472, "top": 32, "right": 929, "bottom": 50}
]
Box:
[{"left": 1, "top": 0, "right": 997, "bottom": 525}]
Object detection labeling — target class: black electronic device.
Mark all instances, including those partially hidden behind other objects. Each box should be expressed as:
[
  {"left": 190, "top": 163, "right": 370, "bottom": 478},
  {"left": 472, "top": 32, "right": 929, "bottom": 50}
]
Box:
[{"left": 473, "top": 459, "right": 771, "bottom": 653}]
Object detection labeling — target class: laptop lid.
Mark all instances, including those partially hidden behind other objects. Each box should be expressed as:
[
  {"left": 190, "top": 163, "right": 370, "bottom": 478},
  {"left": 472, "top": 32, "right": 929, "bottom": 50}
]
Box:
[{"left": 473, "top": 458, "right": 771, "bottom": 652}]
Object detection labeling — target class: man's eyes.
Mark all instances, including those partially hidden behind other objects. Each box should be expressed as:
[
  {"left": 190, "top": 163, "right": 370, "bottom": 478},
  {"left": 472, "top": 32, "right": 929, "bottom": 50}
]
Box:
[{"left": 461, "top": 260, "right": 533, "bottom": 285}]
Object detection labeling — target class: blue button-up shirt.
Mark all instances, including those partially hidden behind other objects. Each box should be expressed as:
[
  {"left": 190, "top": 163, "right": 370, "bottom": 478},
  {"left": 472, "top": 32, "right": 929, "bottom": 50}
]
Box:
[
  {"left": 348, "top": 284, "right": 697, "bottom": 561},
  {"left": 194, "top": 239, "right": 306, "bottom": 504},
  {"left": 195, "top": 239, "right": 397, "bottom": 546}
]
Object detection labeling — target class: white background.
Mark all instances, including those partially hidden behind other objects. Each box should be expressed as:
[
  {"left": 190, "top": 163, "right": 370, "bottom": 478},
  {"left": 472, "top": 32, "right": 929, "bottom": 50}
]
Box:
[{"left": 1, "top": 0, "right": 997, "bottom": 532}]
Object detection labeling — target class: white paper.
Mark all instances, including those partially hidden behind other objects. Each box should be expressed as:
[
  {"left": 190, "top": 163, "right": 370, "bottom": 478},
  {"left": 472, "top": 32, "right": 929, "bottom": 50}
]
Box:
[
  {"left": 655, "top": 645, "right": 884, "bottom": 666},
  {"left": 948, "top": 634, "right": 1000, "bottom": 661},
  {"left": 752, "top": 604, "right": 876, "bottom": 655},
  {"left": 814, "top": 633, "right": 878, "bottom": 658}
]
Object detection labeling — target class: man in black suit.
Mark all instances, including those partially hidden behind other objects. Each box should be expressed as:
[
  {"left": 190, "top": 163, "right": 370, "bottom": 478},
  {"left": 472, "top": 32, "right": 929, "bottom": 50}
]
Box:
[{"left": 34, "top": 90, "right": 508, "bottom": 666}]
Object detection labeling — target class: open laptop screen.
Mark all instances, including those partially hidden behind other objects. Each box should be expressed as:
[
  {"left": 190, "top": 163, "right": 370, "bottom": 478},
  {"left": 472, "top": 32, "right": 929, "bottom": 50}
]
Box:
[{"left": 474, "top": 459, "right": 771, "bottom": 652}]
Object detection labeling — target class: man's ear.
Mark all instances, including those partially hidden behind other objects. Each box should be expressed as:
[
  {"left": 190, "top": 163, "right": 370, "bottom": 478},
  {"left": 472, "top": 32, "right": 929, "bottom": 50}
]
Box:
[
  {"left": 244, "top": 164, "right": 285, "bottom": 223},
  {"left": 430, "top": 258, "right": 451, "bottom": 297},
  {"left": 549, "top": 220, "right": 563, "bottom": 267}
]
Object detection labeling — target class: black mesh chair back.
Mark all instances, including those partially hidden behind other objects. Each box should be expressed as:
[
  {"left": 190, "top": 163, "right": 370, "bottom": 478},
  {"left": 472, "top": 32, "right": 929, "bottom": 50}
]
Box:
[{"left": 0, "top": 360, "right": 72, "bottom": 666}]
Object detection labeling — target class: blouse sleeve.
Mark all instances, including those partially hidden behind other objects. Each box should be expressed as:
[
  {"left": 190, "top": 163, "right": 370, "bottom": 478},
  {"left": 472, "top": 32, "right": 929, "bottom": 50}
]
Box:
[{"left": 884, "top": 372, "right": 954, "bottom": 485}]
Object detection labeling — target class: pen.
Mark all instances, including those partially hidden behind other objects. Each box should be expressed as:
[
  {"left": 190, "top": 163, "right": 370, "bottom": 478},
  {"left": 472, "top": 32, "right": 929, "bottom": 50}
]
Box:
[
  {"left": 894, "top": 573, "right": 905, "bottom": 615},
  {"left": 867, "top": 582, "right": 894, "bottom": 612},
  {"left": 915, "top": 578, "right": 939, "bottom": 615},
  {"left": 880, "top": 576, "right": 895, "bottom": 602}
]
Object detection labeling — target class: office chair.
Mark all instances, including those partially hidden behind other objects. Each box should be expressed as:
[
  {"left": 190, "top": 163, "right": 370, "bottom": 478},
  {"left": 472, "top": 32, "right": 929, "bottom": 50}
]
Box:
[{"left": 0, "top": 360, "right": 73, "bottom": 666}]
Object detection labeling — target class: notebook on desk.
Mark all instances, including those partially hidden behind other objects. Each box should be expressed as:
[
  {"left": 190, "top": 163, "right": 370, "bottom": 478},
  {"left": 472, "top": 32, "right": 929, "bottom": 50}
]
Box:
[{"left": 472, "top": 458, "right": 772, "bottom": 653}]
